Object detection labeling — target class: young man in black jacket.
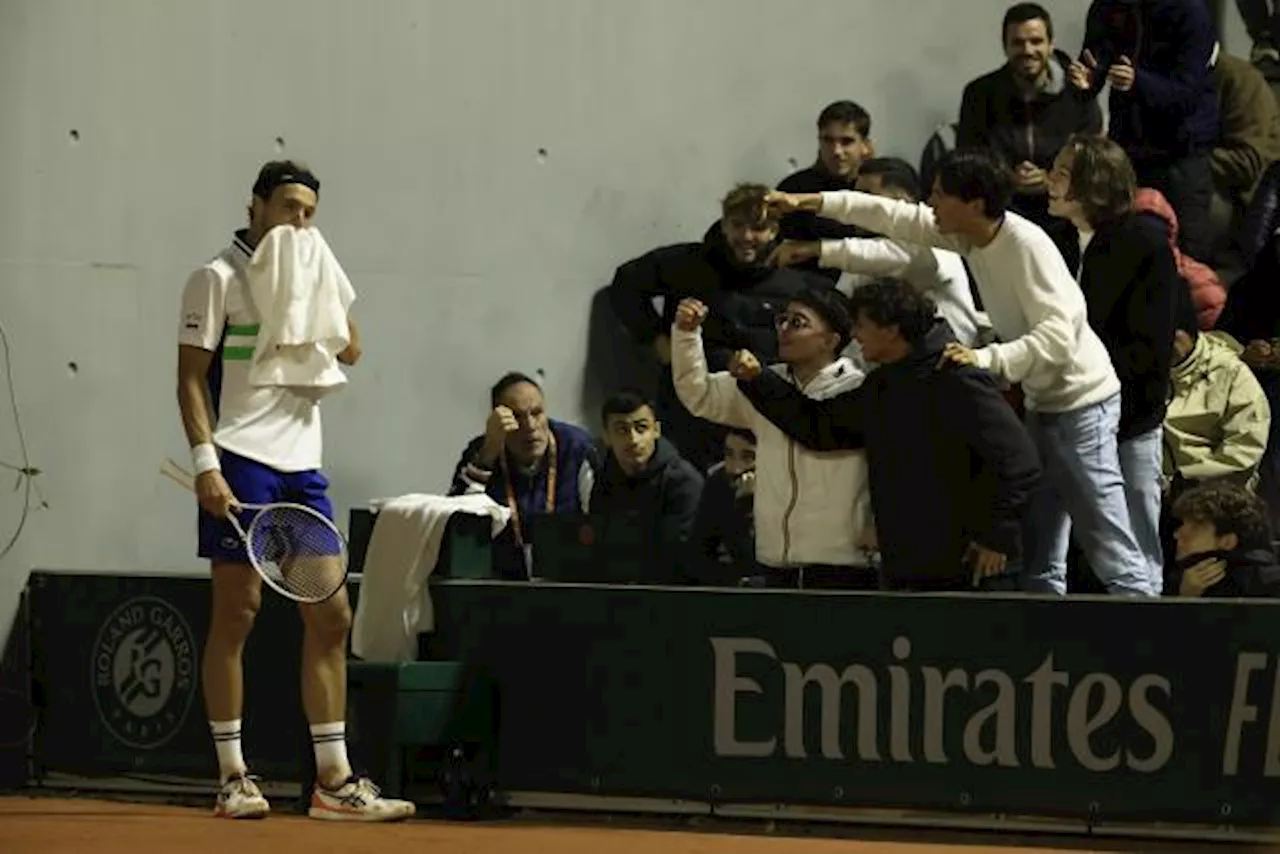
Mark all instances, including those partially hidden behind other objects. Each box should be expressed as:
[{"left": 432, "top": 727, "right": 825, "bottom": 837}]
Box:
[
  {"left": 776, "top": 100, "right": 877, "bottom": 281},
  {"left": 730, "top": 279, "right": 1042, "bottom": 591},
  {"left": 590, "top": 390, "right": 705, "bottom": 582},
  {"left": 608, "top": 184, "right": 826, "bottom": 469},
  {"left": 689, "top": 427, "right": 759, "bottom": 585},
  {"left": 1046, "top": 133, "right": 1181, "bottom": 594},
  {"left": 1071, "top": 0, "right": 1219, "bottom": 260},
  {"left": 958, "top": 2, "right": 1103, "bottom": 262},
  {"left": 1171, "top": 480, "right": 1280, "bottom": 598}
]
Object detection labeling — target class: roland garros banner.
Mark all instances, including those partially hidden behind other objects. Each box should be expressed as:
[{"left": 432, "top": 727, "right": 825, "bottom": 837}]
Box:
[{"left": 27, "top": 571, "right": 322, "bottom": 781}]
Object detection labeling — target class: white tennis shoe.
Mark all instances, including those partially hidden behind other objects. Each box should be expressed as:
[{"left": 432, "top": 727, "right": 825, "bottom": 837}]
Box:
[
  {"left": 214, "top": 773, "right": 270, "bottom": 819},
  {"left": 308, "top": 775, "right": 415, "bottom": 822}
]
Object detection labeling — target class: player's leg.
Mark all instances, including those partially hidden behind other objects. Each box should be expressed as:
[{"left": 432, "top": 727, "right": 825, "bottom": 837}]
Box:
[
  {"left": 300, "top": 581, "right": 353, "bottom": 785},
  {"left": 197, "top": 451, "right": 276, "bottom": 818},
  {"left": 288, "top": 469, "right": 416, "bottom": 822},
  {"left": 204, "top": 563, "right": 270, "bottom": 817}
]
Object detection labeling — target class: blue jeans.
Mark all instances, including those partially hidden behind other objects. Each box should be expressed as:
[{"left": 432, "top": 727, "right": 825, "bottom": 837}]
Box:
[
  {"left": 1021, "top": 394, "right": 1155, "bottom": 597},
  {"left": 1118, "top": 427, "right": 1166, "bottom": 595}
]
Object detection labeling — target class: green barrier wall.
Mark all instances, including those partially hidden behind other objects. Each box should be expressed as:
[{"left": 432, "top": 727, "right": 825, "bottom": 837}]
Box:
[
  {"left": 16, "top": 570, "right": 1280, "bottom": 829},
  {"left": 428, "top": 580, "right": 1280, "bottom": 826}
]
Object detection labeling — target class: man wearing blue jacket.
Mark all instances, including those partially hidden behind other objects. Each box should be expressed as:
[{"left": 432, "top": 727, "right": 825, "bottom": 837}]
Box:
[{"left": 1071, "top": 0, "right": 1219, "bottom": 260}]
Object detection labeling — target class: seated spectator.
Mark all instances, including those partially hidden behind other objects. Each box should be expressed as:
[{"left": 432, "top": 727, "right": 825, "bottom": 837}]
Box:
[
  {"left": 608, "top": 183, "right": 826, "bottom": 470},
  {"left": 1046, "top": 133, "right": 1180, "bottom": 595},
  {"left": 589, "top": 390, "right": 704, "bottom": 577},
  {"left": 958, "top": 2, "right": 1102, "bottom": 262},
  {"left": 1134, "top": 188, "right": 1227, "bottom": 330},
  {"left": 777, "top": 100, "right": 876, "bottom": 280},
  {"left": 763, "top": 149, "right": 1153, "bottom": 597},
  {"left": 671, "top": 288, "right": 877, "bottom": 589},
  {"left": 1073, "top": 0, "right": 1219, "bottom": 261},
  {"left": 1170, "top": 480, "right": 1280, "bottom": 597},
  {"left": 769, "top": 157, "right": 991, "bottom": 347},
  {"left": 1211, "top": 49, "right": 1280, "bottom": 223},
  {"left": 1164, "top": 323, "right": 1271, "bottom": 496},
  {"left": 689, "top": 428, "right": 760, "bottom": 585},
  {"left": 449, "top": 372, "right": 597, "bottom": 579},
  {"left": 729, "top": 279, "right": 1042, "bottom": 592}
]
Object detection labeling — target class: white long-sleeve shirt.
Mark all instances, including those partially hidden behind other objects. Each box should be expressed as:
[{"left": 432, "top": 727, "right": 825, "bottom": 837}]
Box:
[
  {"left": 819, "top": 191, "right": 1119, "bottom": 414},
  {"left": 670, "top": 326, "right": 875, "bottom": 568},
  {"left": 821, "top": 236, "right": 990, "bottom": 347}
]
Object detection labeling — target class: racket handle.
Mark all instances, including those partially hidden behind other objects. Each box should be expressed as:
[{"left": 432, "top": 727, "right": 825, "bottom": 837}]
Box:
[
  {"left": 160, "top": 457, "right": 249, "bottom": 539},
  {"left": 159, "top": 458, "right": 196, "bottom": 493}
]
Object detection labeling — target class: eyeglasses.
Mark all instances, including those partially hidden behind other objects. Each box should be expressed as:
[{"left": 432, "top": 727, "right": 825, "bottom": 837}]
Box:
[{"left": 775, "top": 313, "right": 813, "bottom": 332}]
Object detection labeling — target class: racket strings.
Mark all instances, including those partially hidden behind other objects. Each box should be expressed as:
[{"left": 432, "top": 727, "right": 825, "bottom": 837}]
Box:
[{"left": 246, "top": 506, "right": 346, "bottom": 602}]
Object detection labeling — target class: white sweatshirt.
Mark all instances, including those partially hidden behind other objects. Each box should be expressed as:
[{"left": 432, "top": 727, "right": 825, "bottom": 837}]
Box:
[
  {"left": 670, "top": 326, "right": 875, "bottom": 569},
  {"left": 819, "top": 191, "right": 1119, "bottom": 413},
  {"left": 821, "top": 236, "right": 991, "bottom": 346}
]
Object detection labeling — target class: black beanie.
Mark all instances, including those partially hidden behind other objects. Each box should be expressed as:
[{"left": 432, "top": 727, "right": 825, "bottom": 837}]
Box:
[{"left": 789, "top": 286, "right": 854, "bottom": 353}]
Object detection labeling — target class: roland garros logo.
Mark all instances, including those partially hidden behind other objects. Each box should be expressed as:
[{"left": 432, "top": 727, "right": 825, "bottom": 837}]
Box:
[{"left": 91, "top": 596, "right": 197, "bottom": 750}]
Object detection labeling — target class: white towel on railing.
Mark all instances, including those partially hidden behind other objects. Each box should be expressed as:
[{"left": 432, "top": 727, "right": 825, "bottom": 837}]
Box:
[
  {"left": 245, "top": 225, "right": 355, "bottom": 397},
  {"left": 350, "top": 493, "right": 511, "bottom": 663}
]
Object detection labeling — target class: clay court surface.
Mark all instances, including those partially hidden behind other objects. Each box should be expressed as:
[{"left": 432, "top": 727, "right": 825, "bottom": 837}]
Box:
[{"left": 2, "top": 795, "right": 1257, "bottom": 854}]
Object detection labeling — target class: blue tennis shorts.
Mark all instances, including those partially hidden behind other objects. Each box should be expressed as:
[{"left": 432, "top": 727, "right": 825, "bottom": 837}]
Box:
[{"left": 197, "top": 449, "right": 335, "bottom": 564}]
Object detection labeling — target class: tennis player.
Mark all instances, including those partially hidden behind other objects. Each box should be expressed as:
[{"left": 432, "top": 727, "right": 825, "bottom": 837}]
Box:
[{"left": 176, "top": 160, "right": 413, "bottom": 821}]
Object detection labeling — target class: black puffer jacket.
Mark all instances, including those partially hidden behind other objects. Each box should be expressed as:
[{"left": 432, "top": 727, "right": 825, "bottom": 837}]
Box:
[
  {"left": 1221, "top": 161, "right": 1280, "bottom": 342},
  {"left": 1238, "top": 159, "right": 1280, "bottom": 270},
  {"left": 608, "top": 227, "right": 828, "bottom": 370}
]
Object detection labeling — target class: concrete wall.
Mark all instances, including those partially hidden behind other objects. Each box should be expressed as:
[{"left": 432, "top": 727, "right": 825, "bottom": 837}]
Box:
[
  {"left": 0, "top": 0, "right": 1099, "bottom": 642},
  {"left": 1220, "top": 0, "right": 1252, "bottom": 56}
]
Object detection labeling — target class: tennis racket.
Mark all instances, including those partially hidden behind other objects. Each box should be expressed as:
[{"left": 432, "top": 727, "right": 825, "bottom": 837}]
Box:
[{"left": 160, "top": 458, "right": 349, "bottom": 604}]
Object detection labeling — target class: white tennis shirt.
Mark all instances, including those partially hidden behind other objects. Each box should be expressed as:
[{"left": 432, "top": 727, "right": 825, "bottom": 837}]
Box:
[{"left": 178, "top": 233, "right": 324, "bottom": 472}]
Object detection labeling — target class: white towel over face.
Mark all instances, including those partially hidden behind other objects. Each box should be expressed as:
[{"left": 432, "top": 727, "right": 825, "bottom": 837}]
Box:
[{"left": 245, "top": 225, "right": 357, "bottom": 398}]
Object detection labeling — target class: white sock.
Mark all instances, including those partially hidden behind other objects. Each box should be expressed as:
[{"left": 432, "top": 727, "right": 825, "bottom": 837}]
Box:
[
  {"left": 210, "top": 719, "right": 246, "bottom": 783},
  {"left": 310, "top": 721, "right": 352, "bottom": 787}
]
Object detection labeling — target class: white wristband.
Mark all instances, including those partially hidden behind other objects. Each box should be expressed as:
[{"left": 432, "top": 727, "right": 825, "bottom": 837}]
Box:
[{"left": 191, "top": 443, "right": 220, "bottom": 475}]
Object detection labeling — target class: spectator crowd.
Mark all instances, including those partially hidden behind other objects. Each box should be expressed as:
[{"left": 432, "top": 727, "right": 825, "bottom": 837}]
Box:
[{"left": 447, "top": 1, "right": 1280, "bottom": 601}]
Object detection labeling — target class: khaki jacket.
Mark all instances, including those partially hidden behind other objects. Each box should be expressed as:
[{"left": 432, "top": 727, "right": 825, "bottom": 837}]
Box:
[{"left": 1164, "top": 332, "right": 1271, "bottom": 484}]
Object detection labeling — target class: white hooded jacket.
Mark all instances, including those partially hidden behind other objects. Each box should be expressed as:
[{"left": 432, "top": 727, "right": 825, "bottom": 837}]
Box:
[{"left": 671, "top": 325, "right": 875, "bottom": 568}]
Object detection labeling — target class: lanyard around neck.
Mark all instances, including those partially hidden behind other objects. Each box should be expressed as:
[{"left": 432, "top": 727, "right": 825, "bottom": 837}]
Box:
[{"left": 500, "top": 430, "right": 558, "bottom": 546}]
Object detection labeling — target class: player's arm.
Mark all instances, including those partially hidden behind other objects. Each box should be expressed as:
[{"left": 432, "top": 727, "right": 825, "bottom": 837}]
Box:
[
  {"left": 177, "top": 346, "right": 217, "bottom": 448},
  {"left": 177, "top": 269, "right": 237, "bottom": 517},
  {"left": 338, "top": 314, "right": 362, "bottom": 365}
]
